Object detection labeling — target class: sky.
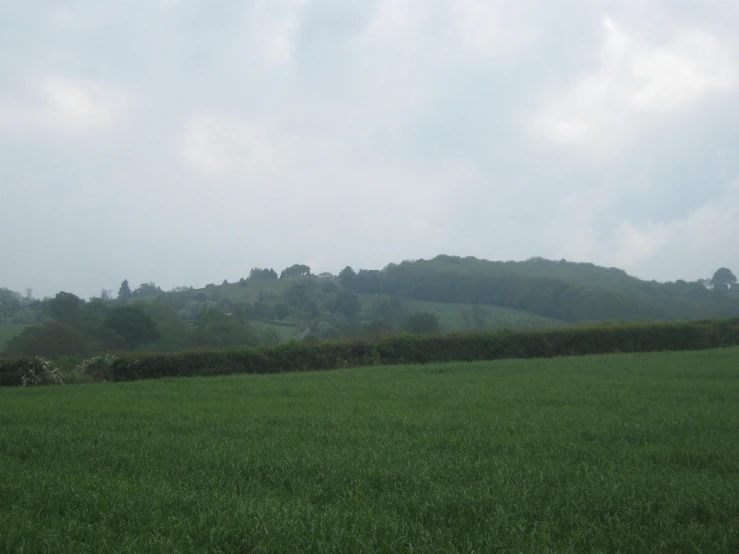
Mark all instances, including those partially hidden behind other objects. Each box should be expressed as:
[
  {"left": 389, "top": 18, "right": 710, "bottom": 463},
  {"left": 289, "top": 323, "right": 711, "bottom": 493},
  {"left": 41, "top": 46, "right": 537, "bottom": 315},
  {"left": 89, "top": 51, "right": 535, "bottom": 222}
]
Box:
[{"left": 1, "top": 0, "right": 739, "bottom": 299}]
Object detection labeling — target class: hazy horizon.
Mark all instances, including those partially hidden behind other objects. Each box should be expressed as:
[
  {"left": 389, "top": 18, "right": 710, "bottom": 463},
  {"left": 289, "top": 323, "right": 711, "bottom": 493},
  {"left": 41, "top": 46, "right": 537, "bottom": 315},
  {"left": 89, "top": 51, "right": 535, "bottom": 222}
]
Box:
[{"left": 2, "top": 0, "right": 738, "bottom": 299}]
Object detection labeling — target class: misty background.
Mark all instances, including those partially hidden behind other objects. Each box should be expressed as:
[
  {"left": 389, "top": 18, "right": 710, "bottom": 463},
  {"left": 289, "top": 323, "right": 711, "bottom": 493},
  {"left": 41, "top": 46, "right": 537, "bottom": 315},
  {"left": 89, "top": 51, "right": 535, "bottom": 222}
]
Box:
[{"left": 2, "top": 0, "right": 738, "bottom": 299}]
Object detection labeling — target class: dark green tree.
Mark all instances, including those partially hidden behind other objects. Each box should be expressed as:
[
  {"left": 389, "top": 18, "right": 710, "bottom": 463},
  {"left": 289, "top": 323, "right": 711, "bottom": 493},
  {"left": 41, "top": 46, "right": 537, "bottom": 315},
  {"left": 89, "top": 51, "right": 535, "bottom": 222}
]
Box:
[
  {"left": 280, "top": 264, "right": 311, "bottom": 279},
  {"left": 325, "top": 291, "right": 362, "bottom": 318},
  {"left": 0, "top": 288, "right": 22, "bottom": 321},
  {"left": 338, "top": 266, "right": 357, "bottom": 289},
  {"left": 404, "top": 312, "right": 441, "bottom": 334},
  {"left": 132, "top": 282, "right": 162, "bottom": 298},
  {"left": 104, "top": 306, "right": 160, "bottom": 349},
  {"left": 249, "top": 268, "right": 278, "bottom": 280},
  {"left": 3, "top": 322, "right": 86, "bottom": 357},
  {"left": 118, "top": 279, "right": 132, "bottom": 300},
  {"left": 47, "top": 292, "right": 84, "bottom": 323},
  {"left": 711, "top": 268, "right": 737, "bottom": 291}
]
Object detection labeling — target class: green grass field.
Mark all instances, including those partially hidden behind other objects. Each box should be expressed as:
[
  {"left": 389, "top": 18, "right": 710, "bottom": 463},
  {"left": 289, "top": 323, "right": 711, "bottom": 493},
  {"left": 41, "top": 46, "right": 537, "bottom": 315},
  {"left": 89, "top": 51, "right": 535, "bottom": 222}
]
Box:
[
  {"left": 357, "top": 294, "right": 565, "bottom": 331},
  {"left": 2, "top": 349, "right": 738, "bottom": 552},
  {"left": 251, "top": 320, "right": 297, "bottom": 341},
  {"left": 0, "top": 324, "right": 31, "bottom": 351}
]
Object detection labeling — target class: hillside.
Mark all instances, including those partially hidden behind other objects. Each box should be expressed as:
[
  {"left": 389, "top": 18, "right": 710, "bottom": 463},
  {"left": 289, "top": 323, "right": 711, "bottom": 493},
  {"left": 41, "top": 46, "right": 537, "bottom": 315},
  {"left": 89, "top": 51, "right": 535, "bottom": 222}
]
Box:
[
  {"left": 338, "top": 255, "right": 739, "bottom": 323},
  {"left": 2, "top": 255, "right": 736, "bottom": 359}
]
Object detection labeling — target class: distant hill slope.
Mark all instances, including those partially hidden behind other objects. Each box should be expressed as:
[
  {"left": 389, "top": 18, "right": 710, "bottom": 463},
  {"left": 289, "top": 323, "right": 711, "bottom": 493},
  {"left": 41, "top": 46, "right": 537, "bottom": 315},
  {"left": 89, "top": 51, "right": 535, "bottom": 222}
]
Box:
[
  {"left": 356, "top": 294, "right": 564, "bottom": 331},
  {"left": 130, "top": 255, "right": 737, "bottom": 335},
  {"left": 339, "top": 255, "right": 739, "bottom": 323}
]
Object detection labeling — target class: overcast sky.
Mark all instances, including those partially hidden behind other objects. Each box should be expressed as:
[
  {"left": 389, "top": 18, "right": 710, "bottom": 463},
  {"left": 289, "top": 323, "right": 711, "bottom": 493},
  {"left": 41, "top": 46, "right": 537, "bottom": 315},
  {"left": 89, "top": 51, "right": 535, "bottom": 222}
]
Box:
[{"left": 2, "top": 0, "right": 738, "bottom": 299}]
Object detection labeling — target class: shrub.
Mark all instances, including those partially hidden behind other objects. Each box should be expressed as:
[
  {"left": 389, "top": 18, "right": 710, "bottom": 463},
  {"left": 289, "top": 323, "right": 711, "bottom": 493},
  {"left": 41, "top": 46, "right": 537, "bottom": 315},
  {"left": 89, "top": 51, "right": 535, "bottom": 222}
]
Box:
[
  {"left": 2, "top": 319, "right": 739, "bottom": 386},
  {"left": 75, "top": 354, "right": 120, "bottom": 381},
  {"left": 0, "top": 357, "right": 64, "bottom": 386}
]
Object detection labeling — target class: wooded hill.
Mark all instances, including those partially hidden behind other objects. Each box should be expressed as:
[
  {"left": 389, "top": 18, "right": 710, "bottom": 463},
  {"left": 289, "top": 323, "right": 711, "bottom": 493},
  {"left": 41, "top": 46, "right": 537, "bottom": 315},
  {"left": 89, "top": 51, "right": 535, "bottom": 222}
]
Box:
[
  {"left": 1, "top": 255, "right": 737, "bottom": 359},
  {"left": 336, "top": 255, "right": 739, "bottom": 323}
]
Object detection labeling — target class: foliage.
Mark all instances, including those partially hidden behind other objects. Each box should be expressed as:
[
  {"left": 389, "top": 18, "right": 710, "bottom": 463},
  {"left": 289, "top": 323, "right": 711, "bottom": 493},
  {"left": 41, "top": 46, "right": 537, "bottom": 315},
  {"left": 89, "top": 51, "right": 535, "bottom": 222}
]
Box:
[
  {"left": 0, "top": 288, "right": 22, "bottom": 321},
  {"left": 279, "top": 264, "right": 311, "bottom": 279},
  {"left": 118, "top": 279, "right": 132, "bottom": 300},
  {"left": 712, "top": 267, "right": 737, "bottom": 291},
  {"left": 4, "top": 318, "right": 735, "bottom": 385},
  {"left": 132, "top": 282, "right": 162, "bottom": 298},
  {"left": 75, "top": 354, "right": 120, "bottom": 381},
  {"left": 0, "top": 356, "right": 63, "bottom": 386},
  {"left": 339, "top": 257, "right": 739, "bottom": 323},
  {"left": 249, "top": 268, "right": 278, "bottom": 280},
  {"left": 104, "top": 306, "right": 161, "bottom": 349},
  {"left": 47, "top": 291, "right": 84, "bottom": 322},
  {"left": 3, "top": 322, "right": 86, "bottom": 358},
  {"left": 404, "top": 312, "right": 441, "bottom": 334}
]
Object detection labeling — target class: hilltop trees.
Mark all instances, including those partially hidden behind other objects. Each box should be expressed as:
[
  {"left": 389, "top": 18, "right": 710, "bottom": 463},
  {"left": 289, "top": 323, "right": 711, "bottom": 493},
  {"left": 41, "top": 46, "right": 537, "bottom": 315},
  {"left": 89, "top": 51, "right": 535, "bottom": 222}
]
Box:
[
  {"left": 47, "top": 292, "right": 84, "bottom": 323},
  {"left": 280, "top": 264, "right": 311, "bottom": 279},
  {"left": 132, "top": 282, "right": 162, "bottom": 298},
  {"left": 711, "top": 268, "right": 737, "bottom": 291},
  {"left": 0, "top": 288, "right": 22, "bottom": 321},
  {"left": 118, "top": 280, "right": 132, "bottom": 300},
  {"left": 250, "top": 268, "right": 278, "bottom": 280}
]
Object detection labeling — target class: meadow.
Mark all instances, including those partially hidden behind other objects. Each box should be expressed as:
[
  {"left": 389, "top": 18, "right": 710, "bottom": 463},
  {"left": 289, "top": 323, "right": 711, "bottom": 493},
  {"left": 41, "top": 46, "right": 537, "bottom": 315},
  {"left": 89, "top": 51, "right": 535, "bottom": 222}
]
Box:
[
  {"left": 356, "top": 294, "right": 564, "bottom": 331},
  {"left": 1, "top": 348, "right": 738, "bottom": 553}
]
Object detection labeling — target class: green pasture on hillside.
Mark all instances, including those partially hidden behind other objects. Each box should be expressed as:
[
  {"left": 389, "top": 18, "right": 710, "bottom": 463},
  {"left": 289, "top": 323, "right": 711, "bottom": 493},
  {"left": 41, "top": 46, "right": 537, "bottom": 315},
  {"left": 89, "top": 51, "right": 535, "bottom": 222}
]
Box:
[
  {"left": 357, "top": 293, "right": 565, "bottom": 331},
  {"left": 2, "top": 348, "right": 738, "bottom": 552},
  {"left": 0, "top": 324, "right": 31, "bottom": 351},
  {"left": 250, "top": 320, "right": 297, "bottom": 341}
]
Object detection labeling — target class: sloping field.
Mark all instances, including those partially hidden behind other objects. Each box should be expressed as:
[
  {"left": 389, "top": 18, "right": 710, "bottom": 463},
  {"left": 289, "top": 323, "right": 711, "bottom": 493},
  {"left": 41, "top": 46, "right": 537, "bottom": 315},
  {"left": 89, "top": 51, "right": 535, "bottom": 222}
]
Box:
[
  {"left": 357, "top": 293, "right": 565, "bottom": 331},
  {"left": 1, "top": 348, "right": 738, "bottom": 552}
]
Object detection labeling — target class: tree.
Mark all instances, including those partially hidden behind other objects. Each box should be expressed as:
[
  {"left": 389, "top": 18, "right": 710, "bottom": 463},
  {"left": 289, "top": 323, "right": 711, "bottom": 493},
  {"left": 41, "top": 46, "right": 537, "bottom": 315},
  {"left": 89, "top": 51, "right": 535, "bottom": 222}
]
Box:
[
  {"left": 118, "top": 280, "right": 132, "bottom": 300},
  {"left": 369, "top": 296, "right": 405, "bottom": 325},
  {"left": 132, "top": 282, "right": 162, "bottom": 298},
  {"left": 249, "top": 268, "right": 278, "bottom": 280},
  {"left": 711, "top": 268, "right": 737, "bottom": 292},
  {"left": 273, "top": 304, "right": 290, "bottom": 321},
  {"left": 338, "top": 266, "right": 357, "bottom": 289},
  {"left": 325, "top": 291, "right": 362, "bottom": 318},
  {"left": 404, "top": 312, "right": 441, "bottom": 334},
  {"left": 47, "top": 292, "right": 84, "bottom": 323},
  {"left": 3, "top": 322, "right": 86, "bottom": 358},
  {"left": 280, "top": 264, "right": 311, "bottom": 279},
  {"left": 104, "top": 306, "right": 160, "bottom": 349},
  {"left": 0, "top": 288, "right": 22, "bottom": 321}
]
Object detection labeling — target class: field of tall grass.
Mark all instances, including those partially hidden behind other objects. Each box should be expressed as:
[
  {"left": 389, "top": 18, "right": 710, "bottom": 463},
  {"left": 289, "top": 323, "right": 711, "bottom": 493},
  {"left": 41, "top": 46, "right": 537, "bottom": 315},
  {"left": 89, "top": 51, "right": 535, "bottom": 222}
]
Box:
[{"left": 2, "top": 348, "right": 738, "bottom": 552}]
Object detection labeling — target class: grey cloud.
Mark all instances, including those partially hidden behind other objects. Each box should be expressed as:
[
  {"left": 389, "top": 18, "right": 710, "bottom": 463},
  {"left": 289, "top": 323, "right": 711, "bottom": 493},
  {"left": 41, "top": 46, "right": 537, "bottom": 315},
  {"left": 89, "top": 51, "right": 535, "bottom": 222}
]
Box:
[{"left": 1, "top": 0, "right": 738, "bottom": 298}]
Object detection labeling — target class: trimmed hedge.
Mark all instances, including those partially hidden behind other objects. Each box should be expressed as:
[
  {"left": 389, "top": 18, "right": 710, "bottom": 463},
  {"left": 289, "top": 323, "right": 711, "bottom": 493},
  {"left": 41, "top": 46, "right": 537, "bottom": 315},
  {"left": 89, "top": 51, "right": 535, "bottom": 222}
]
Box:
[{"left": 2, "top": 319, "right": 739, "bottom": 386}]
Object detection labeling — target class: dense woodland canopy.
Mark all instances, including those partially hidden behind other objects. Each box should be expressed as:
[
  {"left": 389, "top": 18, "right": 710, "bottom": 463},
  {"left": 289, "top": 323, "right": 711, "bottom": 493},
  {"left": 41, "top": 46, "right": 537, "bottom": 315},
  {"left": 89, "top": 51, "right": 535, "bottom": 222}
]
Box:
[{"left": 1, "top": 255, "right": 737, "bottom": 359}]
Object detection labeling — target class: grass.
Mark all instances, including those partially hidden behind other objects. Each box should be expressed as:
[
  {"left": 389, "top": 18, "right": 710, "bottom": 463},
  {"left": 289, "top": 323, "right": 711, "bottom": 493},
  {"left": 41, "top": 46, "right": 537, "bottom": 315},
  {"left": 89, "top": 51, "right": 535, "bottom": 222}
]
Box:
[
  {"left": 2, "top": 348, "right": 738, "bottom": 552},
  {"left": 251, "top": 319, "right": 298, "bottom": 341},
  {"left": 357, "top": 294, "right": 565, "bottom": 331},
  {"left": 0, "top": 324, "right": 31, "bottom": 350}
]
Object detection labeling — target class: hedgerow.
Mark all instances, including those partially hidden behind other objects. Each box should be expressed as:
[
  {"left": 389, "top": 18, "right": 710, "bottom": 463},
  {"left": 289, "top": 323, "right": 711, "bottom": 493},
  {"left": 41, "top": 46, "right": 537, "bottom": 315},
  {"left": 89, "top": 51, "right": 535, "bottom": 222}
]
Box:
[{"left": 2, "top": 319, "right": 738, "bottom": 386}]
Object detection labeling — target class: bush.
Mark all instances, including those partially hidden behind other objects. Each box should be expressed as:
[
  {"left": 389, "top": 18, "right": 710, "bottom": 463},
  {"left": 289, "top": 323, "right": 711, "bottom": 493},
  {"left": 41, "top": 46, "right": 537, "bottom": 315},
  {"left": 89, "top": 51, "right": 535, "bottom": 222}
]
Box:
[
  {"left": 2, "top": 319, "right": 738, "bottom": 386},
  {"left": 75, "top": 354, "right": 120, "bottom": 381},
  {"left": 0, "top": 357, "right": 64, "bottom": 386}
]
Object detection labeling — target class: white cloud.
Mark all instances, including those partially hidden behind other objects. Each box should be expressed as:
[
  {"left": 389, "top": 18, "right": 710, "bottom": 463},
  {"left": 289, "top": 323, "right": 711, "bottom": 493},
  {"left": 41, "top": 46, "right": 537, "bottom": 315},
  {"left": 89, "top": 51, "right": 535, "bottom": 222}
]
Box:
[
  {"left": 559, "top": 179, "right": 739, "bottom": 280},
  {"left": 631, "top": 29, "right": 735, "bottom": 111},
  {"left": 530, "top": 17, "right": 736, "bottom": 150},
  {"left": 448, "top": 0, "right": 535, "bottom": 57},
  {"left": 0, "top": 76, "right": 127, "bottom": 136},
  {"left": 180, "top": 115, "right": 285, "bottom": 176}
]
